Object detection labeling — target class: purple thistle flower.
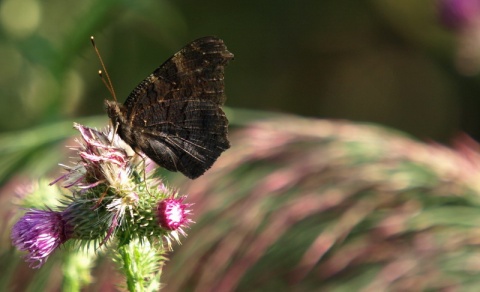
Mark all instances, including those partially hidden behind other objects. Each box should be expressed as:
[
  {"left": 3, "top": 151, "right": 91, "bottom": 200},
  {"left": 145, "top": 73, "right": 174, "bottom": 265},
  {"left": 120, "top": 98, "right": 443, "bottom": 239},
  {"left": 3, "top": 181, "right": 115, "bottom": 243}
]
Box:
[
  {"left": 11, "top": 209, "right": 72, "bottom": 268},
  {"left": 438, "top": 0, "right": 480, "bottom": 30},
  {"left": 438, "top": 0, "right": 480, "bottom": 74},
  {"left": 156, "top": 197, "right": 192, "bottom": 232}
]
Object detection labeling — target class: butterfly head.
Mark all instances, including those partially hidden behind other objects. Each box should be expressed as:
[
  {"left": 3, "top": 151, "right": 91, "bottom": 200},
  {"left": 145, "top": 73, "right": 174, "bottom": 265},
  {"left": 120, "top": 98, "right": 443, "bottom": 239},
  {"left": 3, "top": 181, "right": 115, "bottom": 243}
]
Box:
[{"left": 105, "top": 100, "right": 123, "bottom": 125}]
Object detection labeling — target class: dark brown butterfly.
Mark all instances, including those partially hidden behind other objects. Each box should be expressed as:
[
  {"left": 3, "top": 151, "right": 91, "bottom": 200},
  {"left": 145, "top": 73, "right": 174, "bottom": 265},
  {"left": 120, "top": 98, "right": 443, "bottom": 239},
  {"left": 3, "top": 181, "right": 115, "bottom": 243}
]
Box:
[{"left": 105, "top": 36, "right": 233, "bottom": 179}]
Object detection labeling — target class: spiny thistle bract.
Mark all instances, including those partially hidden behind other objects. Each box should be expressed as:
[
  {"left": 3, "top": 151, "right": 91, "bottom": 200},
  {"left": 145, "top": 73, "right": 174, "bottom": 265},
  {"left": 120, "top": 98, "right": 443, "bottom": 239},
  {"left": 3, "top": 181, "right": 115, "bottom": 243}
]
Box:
[{"left": 10, "top": 123, "right": 192, "bottom": 291}]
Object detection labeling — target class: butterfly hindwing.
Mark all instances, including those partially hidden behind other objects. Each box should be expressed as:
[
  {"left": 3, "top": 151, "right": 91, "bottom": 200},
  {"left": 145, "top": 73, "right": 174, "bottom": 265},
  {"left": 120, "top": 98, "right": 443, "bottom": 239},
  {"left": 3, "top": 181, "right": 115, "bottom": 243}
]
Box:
[{"left": 133, "top": 98, "right": 229, "bottom": 178}]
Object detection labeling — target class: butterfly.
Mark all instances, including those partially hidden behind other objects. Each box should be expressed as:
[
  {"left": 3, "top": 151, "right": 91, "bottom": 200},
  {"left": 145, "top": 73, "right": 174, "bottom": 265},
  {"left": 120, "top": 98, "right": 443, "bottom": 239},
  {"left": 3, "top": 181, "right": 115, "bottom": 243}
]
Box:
[{"left": 105, "top": 36, "right": 233, "bottom": 179}]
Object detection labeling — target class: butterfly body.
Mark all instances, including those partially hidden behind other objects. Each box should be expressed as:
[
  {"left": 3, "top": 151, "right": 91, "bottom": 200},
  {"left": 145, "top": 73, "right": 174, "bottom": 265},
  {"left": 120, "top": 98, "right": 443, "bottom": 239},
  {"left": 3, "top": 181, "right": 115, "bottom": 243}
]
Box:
[{"left": 106, "top": 36, "right": 233, "bottom": 179}]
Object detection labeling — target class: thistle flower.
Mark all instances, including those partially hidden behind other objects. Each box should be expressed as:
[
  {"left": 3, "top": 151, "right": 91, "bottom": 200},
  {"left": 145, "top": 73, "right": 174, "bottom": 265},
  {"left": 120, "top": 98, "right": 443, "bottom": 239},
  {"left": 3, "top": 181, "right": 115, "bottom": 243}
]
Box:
[
  {"left": 12, "top": 122, "right": 193, "bottom": 291},
  {"left": 438, "top": 0, "right": 480, "bottom": 30},
  {"left": 11, "top": 209, "right": 72, "bottom": 268},
  {"left": 437, "top": 0, "right": 480, "bottom": 74},
  {"left": 157, "top": 197, "right": 193, "bottom": 232},
  {"left": 51, "top": 123, "right": 136, "bottom": 193}
]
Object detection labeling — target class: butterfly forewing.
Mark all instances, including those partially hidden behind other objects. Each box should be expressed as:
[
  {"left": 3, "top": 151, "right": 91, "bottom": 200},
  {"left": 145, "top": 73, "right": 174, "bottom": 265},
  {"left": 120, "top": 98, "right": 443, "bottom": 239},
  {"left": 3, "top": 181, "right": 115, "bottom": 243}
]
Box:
[{"left": 107, "top": 36, "right": 233, "bottom": 179}]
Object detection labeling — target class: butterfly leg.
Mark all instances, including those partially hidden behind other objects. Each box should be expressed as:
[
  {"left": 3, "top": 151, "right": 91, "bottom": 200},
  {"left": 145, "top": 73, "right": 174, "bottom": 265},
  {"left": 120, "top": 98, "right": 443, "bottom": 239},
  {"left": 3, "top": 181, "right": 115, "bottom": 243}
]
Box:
[{"left": 92, "top": 187, "right": 110, "bottom": 209}]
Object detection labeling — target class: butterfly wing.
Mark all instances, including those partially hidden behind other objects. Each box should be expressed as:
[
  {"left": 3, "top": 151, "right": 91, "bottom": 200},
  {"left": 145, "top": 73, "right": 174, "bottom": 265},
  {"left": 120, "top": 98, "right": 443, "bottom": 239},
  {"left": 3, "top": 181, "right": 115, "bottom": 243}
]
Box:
[{"left": 122, "top": 36, "right": 233, "bottom": 179}]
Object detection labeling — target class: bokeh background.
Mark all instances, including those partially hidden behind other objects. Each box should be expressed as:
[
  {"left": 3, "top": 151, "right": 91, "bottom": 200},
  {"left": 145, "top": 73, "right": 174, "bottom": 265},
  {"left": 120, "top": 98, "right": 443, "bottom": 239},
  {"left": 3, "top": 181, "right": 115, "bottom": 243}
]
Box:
[
  {"left": 2, "top": 0, "right": 479, "bottom": 139},
  {"left": 3, "top": 0, "right": 480, "bottom": 291}
]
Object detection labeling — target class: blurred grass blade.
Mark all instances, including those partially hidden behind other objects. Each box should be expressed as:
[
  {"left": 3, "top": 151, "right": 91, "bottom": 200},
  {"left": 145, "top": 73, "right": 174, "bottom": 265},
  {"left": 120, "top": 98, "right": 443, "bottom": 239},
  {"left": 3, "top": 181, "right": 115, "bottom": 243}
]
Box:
[{"left": 0, "top": 116, "right": 107, "bottom": 185}]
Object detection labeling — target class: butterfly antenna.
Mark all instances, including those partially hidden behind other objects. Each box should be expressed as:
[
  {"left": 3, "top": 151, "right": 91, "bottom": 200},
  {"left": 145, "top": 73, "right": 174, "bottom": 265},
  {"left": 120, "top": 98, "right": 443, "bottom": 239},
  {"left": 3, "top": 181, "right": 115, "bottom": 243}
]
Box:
[
  {"left": 97, "top": 70, "right": 115, "bottom": 98},
  {"left": 90, "top": 36, "right": 118, "bottom": 102}
]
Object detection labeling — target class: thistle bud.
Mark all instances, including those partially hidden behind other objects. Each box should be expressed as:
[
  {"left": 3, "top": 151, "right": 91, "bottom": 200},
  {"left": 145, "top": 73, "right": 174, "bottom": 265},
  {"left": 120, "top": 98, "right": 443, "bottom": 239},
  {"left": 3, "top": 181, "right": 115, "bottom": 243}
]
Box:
[{"left": 156, "top": 197, "right": 192, "bottom": 231}]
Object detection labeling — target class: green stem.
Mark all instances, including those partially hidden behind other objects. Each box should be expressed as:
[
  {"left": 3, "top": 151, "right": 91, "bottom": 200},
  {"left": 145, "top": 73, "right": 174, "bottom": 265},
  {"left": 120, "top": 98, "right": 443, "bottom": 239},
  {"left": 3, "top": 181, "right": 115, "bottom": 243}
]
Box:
[{"left": 118, "top": 244, "right": 143, "bottom": 292}]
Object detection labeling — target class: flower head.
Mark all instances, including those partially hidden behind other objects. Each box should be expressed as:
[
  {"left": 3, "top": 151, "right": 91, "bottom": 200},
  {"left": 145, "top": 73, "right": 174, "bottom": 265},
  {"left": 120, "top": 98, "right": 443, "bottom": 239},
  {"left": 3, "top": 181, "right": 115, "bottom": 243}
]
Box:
[
  {"left": 437, "top": 0, "right": 480, "bottom": 74},
  {"left": 51, "top": 123, "right": 136, "bottom": 193},
  {"left": 438, "top": 0, "right": 480, "bottom": 30},
  {"left": 11, "top": 209, "right": 72, "bottom": 268},
  {"left": 156, "top": 197, "right": 192, "bottom": 232},
  {"left": 13, "top": 122, "right": 194, "bottom": 271}
]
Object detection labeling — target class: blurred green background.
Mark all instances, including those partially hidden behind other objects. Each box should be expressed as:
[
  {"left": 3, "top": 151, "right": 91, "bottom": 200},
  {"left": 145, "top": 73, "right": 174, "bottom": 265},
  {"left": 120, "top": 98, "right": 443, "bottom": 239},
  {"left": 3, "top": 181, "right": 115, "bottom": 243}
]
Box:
[
  {"left": 3, "top": 0, "right": 480, "bottom": 290},
  {"left": 0, "top": 0, "right": 477, "bottom": 140}
]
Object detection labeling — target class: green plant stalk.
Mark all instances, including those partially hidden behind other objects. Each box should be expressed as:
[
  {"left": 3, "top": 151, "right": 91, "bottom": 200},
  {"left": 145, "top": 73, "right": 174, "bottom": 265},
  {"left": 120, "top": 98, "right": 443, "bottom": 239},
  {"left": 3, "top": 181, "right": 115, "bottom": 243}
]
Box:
[
  {"left": 119, "top": 244, "right": 139, "bottom": 292},
  {"left": 117, "top": 240, "right": 163, "bottom": 292}
]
